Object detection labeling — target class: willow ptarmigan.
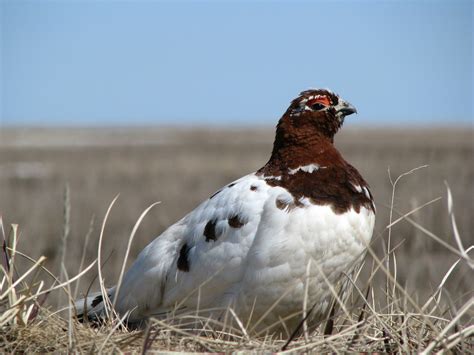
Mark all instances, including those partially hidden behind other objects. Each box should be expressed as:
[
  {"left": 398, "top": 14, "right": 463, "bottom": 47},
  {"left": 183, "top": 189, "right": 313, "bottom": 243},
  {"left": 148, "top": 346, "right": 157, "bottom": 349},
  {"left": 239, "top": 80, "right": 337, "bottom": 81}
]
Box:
[{"left": 77, "top": 88, "right": 376, "bottom": 334}]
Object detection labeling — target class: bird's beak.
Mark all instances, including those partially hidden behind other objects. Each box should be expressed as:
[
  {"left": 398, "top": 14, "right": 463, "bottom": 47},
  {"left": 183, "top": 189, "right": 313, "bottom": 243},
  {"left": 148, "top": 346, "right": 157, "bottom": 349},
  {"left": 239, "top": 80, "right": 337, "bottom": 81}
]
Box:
[{"left": 335, "top": 100, "right": 357, "bottom": 117}]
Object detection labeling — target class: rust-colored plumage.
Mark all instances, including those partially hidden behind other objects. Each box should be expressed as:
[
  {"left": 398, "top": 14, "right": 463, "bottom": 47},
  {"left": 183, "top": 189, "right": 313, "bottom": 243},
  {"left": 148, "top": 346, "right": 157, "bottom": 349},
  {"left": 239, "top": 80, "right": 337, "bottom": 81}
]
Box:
[{"left": 257, "top": 89, "right": 375, "bottom": 214}]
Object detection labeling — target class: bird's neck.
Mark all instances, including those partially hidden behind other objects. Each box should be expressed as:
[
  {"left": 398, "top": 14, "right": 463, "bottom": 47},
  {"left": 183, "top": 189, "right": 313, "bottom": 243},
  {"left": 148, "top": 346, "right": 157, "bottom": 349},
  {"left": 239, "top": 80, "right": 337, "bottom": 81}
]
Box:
[{"left": 258, "top": 119, "right": 343, "bottom": 176}]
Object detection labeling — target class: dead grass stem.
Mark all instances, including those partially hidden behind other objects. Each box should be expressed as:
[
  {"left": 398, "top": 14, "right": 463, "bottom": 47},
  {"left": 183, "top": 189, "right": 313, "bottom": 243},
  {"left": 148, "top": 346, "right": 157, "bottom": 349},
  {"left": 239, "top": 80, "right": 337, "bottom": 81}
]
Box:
[{"left": 0, "top": 172, "right": 472, "bottom": 353}]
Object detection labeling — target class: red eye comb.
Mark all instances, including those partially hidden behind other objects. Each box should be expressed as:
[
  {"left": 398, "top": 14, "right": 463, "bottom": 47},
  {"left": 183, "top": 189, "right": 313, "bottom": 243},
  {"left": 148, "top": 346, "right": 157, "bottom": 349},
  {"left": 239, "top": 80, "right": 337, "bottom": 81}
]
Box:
[{"left": 307, "top": 95, "right": 331, "bottom": 107}]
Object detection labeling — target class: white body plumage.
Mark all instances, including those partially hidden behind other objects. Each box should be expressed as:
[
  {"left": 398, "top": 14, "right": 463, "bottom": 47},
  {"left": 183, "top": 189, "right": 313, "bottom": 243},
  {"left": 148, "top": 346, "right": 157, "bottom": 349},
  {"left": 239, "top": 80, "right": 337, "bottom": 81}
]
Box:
[{"left": 81, "top": 172, "right": 374, "bottom": 332}]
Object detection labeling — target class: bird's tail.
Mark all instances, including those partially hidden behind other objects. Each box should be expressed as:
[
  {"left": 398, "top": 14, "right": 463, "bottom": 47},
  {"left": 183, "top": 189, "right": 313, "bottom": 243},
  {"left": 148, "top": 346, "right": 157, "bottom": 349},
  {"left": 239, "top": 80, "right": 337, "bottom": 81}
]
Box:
[{"left": 75, "top": 288, "right": 115, "bottom": 323}]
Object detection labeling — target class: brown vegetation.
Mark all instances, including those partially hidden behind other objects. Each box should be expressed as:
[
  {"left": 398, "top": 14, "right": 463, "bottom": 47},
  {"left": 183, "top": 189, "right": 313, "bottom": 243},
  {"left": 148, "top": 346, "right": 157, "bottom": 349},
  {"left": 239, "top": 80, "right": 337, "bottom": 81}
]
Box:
[{"left": 0, "top": 127, "right": 472, "bottom": 352}]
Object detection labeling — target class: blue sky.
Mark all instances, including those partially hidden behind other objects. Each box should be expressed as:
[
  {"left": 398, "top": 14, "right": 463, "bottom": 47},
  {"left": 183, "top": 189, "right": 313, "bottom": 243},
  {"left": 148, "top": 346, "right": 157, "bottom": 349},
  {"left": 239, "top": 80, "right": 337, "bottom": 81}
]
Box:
[{"left": 1, "top": 0, "right": 472, "bottom": 127}]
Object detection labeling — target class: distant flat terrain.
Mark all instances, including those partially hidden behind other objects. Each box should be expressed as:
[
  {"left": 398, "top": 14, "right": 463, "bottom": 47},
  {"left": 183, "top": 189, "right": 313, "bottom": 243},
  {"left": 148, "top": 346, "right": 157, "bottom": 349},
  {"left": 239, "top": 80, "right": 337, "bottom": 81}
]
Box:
[{"left": 0, "top": 127, "right": 472, "bottom": 301}]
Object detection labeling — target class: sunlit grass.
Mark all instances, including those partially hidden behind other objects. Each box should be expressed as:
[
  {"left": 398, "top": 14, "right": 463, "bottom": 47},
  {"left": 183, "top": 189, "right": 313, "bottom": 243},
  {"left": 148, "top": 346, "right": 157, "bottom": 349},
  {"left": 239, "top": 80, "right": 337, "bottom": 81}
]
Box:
[{"left": 1, "top": 170, "right": 472, "bottom": 352}]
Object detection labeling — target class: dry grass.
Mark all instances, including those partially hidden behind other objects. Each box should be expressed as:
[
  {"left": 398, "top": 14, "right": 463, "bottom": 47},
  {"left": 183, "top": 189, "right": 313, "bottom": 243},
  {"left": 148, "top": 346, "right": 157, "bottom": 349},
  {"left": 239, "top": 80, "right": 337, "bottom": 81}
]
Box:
[{"left": 0, "top": 127, "right": 473, "bottom": 352}]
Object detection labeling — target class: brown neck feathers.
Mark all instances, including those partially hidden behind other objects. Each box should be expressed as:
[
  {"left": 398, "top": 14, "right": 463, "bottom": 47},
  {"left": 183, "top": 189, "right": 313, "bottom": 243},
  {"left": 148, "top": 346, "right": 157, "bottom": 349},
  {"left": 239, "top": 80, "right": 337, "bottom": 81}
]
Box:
[{"left": 257, "top": 114, "right": 375, "bottom": 215}]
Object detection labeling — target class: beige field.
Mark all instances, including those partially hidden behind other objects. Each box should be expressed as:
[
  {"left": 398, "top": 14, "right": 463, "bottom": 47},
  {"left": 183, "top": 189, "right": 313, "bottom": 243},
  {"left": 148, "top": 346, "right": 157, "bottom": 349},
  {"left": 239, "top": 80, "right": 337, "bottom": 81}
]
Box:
[{"left": 0, "top": 126, "right": 472, "bottom": 352}]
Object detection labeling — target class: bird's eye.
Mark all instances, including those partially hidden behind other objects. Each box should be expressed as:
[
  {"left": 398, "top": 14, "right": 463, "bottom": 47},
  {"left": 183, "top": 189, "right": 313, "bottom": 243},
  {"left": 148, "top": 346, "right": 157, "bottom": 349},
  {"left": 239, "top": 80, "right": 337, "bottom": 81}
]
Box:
[
  {"left": 306, "top": 96, "right": 331, "bottom": 111},
  {"left": 310, "top": 102, "right": 326, "bottom": 111}
]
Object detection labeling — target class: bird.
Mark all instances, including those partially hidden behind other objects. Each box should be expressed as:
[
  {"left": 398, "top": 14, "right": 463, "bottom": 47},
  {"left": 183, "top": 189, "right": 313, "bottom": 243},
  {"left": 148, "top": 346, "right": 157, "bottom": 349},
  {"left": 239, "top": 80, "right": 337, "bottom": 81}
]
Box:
[{"left": 76, "top": 88, "right": 376, "bottom": 335}]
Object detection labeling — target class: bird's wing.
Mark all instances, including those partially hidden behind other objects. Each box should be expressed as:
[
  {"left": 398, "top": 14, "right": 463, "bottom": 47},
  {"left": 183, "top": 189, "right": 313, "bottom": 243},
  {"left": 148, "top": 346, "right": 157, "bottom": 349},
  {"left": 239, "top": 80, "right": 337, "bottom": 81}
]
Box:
[{"left": 113, "top": 173, "right": 276, "bottom": 320}]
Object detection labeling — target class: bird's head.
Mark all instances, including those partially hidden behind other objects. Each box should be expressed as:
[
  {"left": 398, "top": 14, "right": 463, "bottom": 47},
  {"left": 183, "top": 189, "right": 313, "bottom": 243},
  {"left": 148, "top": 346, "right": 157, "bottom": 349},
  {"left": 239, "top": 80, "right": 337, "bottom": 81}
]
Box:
[{"left": 280, "top": 88, "right": 357, "bottom": 140}]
